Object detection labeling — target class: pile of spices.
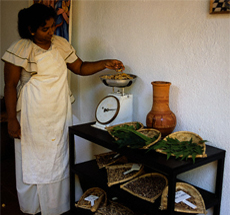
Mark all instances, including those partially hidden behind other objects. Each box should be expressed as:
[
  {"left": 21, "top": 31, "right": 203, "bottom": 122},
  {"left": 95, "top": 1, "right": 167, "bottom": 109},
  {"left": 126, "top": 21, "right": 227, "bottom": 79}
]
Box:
[
  {"left": 107, "top": 166, "right": 137, "bottom": 182},
  {"left": 95, "top": 152, "right": 127, "bottom": 169},
  {"left": 110, "top": 124, "right": 160, "bottom": 149},
  {"left": 106, "top": 164, "right": 143, "bottom": 187},
  {"left": 147, "top": 137, "right": 207, "bottom": 163},
  {"left": 95, "top": 201, "right": 135, "bottom": 215},
  {"left": 76, "top": 187, "right": 107, "bottom": 212},
  {"left": 175, "top": 189, "right": 197, "bottom": 211},
  {"left": 123, "top": 175, "right": 166, "bottom": 199}
]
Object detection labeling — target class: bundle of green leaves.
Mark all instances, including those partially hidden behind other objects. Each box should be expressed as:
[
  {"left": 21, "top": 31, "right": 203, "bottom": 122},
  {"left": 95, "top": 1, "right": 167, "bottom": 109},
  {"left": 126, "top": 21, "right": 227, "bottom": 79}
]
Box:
[
  {"left": 147, "top": 137, "right": 207, "bottom": 163},
  {"left": 110, "top": 123, "right": 159, "bottom": 149}
]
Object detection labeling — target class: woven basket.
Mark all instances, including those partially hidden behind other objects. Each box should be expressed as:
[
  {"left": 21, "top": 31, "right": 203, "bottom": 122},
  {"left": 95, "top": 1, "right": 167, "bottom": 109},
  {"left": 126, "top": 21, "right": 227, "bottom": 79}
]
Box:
[
  {"left": 106, "top": 163, "right": 144, "bottom": 187},
  {"left": 75, "top": 187, "right": 107, "bottom": 212},
  {"left": 160, "top": 182, "right": 207, "bottom": 214},
  {"left": 95, "top": 151, "right": 128, "bottom": 169},
  {"left": 120, "top": 173, "right": 168, "bottom": 203},
  {"left": 95, "top": 201, "right": 135, "bottom": 215},
  {"left": 107, "top": 122, "right": 161, "bottom": 149},
  {"left": 106, "top": 121, "right": 144, "bottom": 140},
  {"left": 156, "top": 131, "right": 207, "bottom": 158},
  {"left": 137, "top": 128, "right": 161, "bottom": 149}
]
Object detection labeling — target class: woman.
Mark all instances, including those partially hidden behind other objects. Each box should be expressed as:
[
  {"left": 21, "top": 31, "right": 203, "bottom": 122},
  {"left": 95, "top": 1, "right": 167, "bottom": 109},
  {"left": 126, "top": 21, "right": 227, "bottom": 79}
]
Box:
[{"left": 2, "top": 3, "right": 124, "bottom": 215}]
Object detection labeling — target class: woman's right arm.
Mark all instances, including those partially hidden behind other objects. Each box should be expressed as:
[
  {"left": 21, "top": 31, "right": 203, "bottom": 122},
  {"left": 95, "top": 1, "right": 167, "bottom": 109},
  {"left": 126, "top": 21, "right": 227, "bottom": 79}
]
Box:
[{"left": 4, "top": 62, "right": 22, "bottom": 139}]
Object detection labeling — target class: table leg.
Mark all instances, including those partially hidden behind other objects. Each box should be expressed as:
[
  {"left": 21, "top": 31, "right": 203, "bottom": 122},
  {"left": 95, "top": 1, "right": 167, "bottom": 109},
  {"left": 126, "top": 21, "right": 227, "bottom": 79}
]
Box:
[
  {"left": 213, "top": 157, "right": 225, "bottom": 215},
  {"left": 167, "top": 173, "right": 176, "bottom": 214}
]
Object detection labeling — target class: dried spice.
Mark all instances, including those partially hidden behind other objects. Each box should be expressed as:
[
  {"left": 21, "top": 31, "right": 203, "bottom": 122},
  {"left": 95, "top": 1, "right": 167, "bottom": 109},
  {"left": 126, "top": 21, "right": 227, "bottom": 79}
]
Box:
[
  {"left": 106, "top": 164, "right": 144, "bottom": 187},
  {"left": 96, "top": 152, "right": 116, "bottom": 165},
  {"left": 147, "top": 137, "right": 207, "bottom": 163},
  {"left": 107, "top": 167, "right": 137, "bottom": 182},
  {"left": 75, "top": 187, "right": 107, "bottom": 212},
  {"left": 95, "top": 201, "right": 135, "bottom": 215},
  {"left": 110, "top": 124, "right": 160, "bottom": 149},
  {"left": 175, "top": 189, "right": 197, "bottom": 211},
  {"left": 123, "top": 176, "right": 166, "bottom": 199},
  {"left": 160, "top": 182, "right": 207, "bottom": 214},
  {"left": 95, "top": 152, "right": 127, "bottom": 169}
]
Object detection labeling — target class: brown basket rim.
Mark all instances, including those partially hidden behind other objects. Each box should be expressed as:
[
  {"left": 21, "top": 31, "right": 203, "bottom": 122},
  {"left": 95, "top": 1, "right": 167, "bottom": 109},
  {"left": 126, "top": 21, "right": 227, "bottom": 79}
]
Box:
[
  {"left": 158, "top": 131, "right": 207, "bottom": 158},
  {"left": 95, "top": 200, "right": 135, "bottom": 215},
  {"left": 107, "top": 124, "right": 161, "bottom": 149},
  {"left": 160, "top": 182, "right": 207, "bottom": 214},
  {"left": 95, "top": 151, "right": 127, "bottom": 169},
  {"left": 120, "top": 172, "right": 168, "bottom": 203},
  {"left": 106, "top": 121, "right": 144, "bottom": 131},
  {"left": 106, "top": 122, "right": 144, "bottom": 140},
  {"left": 75, "top": 187, "right": 107, "bottom": 211},
  {"left": 164, "top": 131, "right": 203, "bottom": 140},
  {"left": 137, "top": 128, "right": 162, "bottom": 149},
  {"left": 95, "top": 151, "right": 117, "bottom": 157},
  {"left": 106, "top": 163, "right": 144, "bottom": 187}
]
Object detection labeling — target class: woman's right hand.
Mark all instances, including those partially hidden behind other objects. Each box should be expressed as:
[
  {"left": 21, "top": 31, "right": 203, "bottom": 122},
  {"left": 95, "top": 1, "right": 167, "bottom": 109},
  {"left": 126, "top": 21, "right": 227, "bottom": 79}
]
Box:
[{"left": 8, "top": 118, "right": 21, "bottom": 139}]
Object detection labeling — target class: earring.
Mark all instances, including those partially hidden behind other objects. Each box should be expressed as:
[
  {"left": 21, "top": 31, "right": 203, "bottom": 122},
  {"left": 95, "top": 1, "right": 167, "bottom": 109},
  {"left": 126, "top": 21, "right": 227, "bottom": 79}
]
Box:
[{"left": 31, "top": 33, "right": 35, "bottom": 36}]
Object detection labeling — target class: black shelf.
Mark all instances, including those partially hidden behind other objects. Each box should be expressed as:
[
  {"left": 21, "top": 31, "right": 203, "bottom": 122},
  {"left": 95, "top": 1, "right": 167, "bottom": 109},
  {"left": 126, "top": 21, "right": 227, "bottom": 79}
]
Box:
[
  {"left": 72, "top": 159, "right": 219, "bottom": 215},
  {"left": 69, "top": 122, "right": 226, "bottom": 215}
]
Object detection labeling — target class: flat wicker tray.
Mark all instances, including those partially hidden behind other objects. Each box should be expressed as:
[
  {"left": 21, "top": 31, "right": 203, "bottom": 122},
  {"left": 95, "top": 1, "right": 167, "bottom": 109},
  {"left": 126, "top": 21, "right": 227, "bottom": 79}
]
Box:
[
  {"left": 157, "top": 131, "right": 207, "bottom": 158},
  {"left": 95, "top": 151, "right": 128, "bottom": 169},
  {"left": 137, "top": 128, "right": 161, "bottom": 149},
  {"left": 107, "top": 122, "right": 161, "bottom": 149},
  {"left": 75, "top": 187, "right": 107, "bottom": 212},
  {"left": 160, "top": 182, "right": 207, "bottom": 214},
  {"left": 106, "top": 163, "right": 144, "bottom": 187},
  {"left": 120, "top": 173, "right": 168, "bottom": 203},
  {"left": 106, "top": 121, "right": 144, "bottom": 140},
  {"left": 95, "top": 201, "right": 135, "bottom": 215}
]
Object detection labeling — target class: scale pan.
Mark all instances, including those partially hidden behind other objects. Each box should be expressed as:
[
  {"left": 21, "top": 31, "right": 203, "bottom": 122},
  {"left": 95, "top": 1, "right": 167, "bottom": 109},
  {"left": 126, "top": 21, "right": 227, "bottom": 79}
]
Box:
[{"left": 100, "top": 74, "right": 137, "bottom": 88}]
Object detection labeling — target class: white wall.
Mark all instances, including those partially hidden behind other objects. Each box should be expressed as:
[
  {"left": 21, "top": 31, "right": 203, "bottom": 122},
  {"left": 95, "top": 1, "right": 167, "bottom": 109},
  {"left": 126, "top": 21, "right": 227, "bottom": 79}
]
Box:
[
  {"left": 1, "top": 1, "right": 229, "bottom": 214},
  {"left": 0, "top": 1, "right": 30, "bottom": 96},
  {"left": 70, "top": 1, "right": 229, "bottom": 215}
]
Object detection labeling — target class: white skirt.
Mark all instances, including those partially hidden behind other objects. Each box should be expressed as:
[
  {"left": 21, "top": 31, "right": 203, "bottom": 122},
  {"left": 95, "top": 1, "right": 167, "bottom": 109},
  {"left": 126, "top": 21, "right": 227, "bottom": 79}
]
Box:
[{"left": 15, "top": 138, "right": 83, "bottom": 215}]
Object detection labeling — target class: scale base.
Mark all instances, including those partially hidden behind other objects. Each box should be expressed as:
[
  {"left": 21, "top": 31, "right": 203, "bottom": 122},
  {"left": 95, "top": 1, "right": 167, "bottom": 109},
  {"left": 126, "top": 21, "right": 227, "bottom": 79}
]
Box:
[
  {"left": 91, "top": 122, "right": 108, "bottom": 130},
  {"left": 91, "top": 120, "right": 134, "bottom": 131}
]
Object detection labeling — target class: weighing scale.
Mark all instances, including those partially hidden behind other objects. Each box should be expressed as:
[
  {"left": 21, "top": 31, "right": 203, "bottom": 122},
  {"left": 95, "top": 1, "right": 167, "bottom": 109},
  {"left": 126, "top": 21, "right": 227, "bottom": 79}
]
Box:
[{"left": 92, "top": 74, "right": 137, "bottom": 130}]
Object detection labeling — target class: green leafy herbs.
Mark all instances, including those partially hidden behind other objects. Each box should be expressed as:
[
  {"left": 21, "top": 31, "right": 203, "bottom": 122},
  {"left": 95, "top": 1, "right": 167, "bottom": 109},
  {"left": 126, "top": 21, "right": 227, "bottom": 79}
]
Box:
[
  {"left": 110, "top": 123, "right": 159, "bottom": 149},
  {"left": 147, "top": 137, "right": 207, "bottom": 163}
]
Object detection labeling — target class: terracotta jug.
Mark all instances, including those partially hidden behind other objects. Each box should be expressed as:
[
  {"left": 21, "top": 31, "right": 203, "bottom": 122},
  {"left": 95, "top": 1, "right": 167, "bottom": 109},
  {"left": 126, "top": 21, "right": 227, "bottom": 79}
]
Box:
[{"left": 146, "top": 81, "right": 176, "bottom": 137}]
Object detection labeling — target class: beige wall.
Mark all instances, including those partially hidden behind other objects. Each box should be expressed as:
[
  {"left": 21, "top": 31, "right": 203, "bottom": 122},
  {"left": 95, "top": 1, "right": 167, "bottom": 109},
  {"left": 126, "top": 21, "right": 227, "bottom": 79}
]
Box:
[{"left": 1, "top": 1, "right": 229, "bottom": 214}]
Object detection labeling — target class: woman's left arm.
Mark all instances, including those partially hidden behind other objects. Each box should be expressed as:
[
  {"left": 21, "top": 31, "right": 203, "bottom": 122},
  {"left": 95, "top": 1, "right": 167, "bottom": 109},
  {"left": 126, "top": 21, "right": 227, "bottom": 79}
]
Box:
[{"left": 67, "top": 57, "right": 125, "bottom": 76}]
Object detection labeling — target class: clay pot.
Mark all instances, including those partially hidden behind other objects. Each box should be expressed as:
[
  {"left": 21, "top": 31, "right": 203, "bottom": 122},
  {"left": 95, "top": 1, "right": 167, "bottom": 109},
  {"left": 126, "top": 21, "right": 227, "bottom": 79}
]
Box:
[{"left": 146, "top": 81, "right": 176, "bottom": 137}]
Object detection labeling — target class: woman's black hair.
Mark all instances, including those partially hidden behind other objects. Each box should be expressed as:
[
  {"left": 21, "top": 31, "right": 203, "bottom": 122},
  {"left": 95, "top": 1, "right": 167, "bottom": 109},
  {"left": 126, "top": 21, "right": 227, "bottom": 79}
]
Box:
[{"left": 18, "top": 3, "right": 57, "bottom": 40}]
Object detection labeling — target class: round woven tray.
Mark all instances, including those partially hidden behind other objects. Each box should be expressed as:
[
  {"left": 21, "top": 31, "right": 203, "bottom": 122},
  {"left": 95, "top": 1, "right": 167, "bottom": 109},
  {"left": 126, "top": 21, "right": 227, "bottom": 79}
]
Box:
[
  {"left": 137, "top": 128, "right": 161, "bottom": 149},
  {"left": 106, "top": 163, "right": 144, "bottom": 187},
  {"left": 120, "top": 172, "right": 168, "bottom": 203},
  {"left": 75, "top": 187, "right": 107, "bottom": 212},
  {"left": 106, "top": 121, "right": 144, "bottom": 140},
  {"left": 95, "top": 201, "right": 135, "bottom": 215},
  {"left": 156, "top": 131, "right": 207, "bottom": 158},
  {"left": 95, "top": 151, "right": 128, "bottom": 169},
  {"left": 107, "top": 122, "right": 161, "bottom": 149},
  {"left": 160, "top": 182, "right": 207, "bottom": 214}
]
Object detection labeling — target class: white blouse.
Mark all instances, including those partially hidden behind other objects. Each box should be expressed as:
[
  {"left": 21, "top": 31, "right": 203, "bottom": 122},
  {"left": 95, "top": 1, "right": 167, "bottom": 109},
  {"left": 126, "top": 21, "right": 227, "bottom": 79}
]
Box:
[{"left": 2, "top": 35, "right": 77, "bottom": 110}]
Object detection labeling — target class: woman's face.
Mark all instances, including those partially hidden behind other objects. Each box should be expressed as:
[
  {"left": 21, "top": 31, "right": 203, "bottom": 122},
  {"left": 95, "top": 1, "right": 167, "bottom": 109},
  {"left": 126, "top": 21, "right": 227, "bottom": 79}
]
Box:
[{"left": 33, "top": 18, "right": 55, "bottom": 45}]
